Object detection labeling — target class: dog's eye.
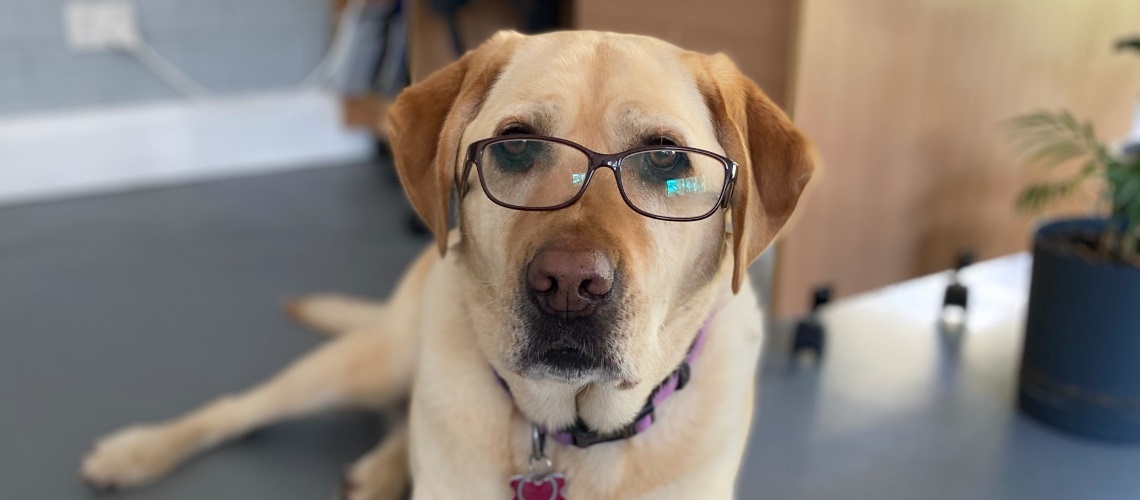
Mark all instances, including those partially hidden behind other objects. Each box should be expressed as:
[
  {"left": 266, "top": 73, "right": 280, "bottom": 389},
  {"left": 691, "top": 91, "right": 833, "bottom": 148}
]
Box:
[
  {"left": 646, "top": 150, "right": 682, "bottom": 170},
  {"left": 642, "top": 136, "right": 688, "bottom": 174},
  {"left": 501, "top": 140, "right": 528, "bottom": 155},
  {"left": 489, "top": 139, "right": 542, "bottom": 172},
  {"left": 640, "top": 137, "right": 686, "bottom": 170},
  {"left": 642, "top": 137, "right": 687, "bottom": 169},
  {"left": 632, "top": 137, "right": 692, "bottom": 184}
]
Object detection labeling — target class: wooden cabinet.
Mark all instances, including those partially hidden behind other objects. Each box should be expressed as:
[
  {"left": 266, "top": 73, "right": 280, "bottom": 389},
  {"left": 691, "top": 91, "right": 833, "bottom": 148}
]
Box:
[
  {"left": 575, "top": 0, "right": 799, "bottom": 108},
  {"left": 774, "top": 0, "right": 1140, "bottom": 315}
]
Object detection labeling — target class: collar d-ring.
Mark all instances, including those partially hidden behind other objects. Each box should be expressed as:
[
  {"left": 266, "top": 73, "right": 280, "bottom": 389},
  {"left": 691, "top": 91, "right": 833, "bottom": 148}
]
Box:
[{"left": 528, "top": 425, "right": 552, "bottom": 475}]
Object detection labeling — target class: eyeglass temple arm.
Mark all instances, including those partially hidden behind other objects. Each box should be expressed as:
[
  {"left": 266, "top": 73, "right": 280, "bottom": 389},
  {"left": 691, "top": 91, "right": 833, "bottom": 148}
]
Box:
[{"left": 719, "top": 162, "right": 739, "bottom": 209}]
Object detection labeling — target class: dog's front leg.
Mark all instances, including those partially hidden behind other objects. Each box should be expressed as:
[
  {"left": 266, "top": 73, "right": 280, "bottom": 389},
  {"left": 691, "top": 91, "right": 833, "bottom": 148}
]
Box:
[{"left": 81, "top": 327, "right": 414, "bottom": 490}]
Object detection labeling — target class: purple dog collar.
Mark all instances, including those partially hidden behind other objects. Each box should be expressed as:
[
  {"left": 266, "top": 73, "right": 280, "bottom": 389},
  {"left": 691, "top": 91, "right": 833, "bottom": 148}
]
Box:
[{"left": 495, "top": 311, "right": 714, "bottom": 448}]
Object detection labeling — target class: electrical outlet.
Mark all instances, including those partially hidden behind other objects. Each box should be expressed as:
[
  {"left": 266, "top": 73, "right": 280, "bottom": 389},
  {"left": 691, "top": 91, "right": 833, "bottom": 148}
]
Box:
[{"left": 63, "top": 0, "right": 140, "bottom": 51}]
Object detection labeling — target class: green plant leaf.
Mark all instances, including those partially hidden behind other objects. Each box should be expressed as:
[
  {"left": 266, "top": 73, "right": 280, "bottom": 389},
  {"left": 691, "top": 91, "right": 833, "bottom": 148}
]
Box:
[
  {"left": 1119, "top": 176, "right": 1140, "bottom": 206},
  {"left": 1005, "top": 109, "right": 1124, "bottom": 215},
  {"left": 1111, "top": 181, "right": 1138, "bottom": 225},
  {"left": 1007, "top": 111, "right": 1100, "bottom": 164},
  {"left": 1107, "top": 163, "right": 1133, "bottom": 185},
  {"left": 1023, "top": 141, "right": 1089, "bottom": 168},
  {"left": 1017, "top": 182, "right": 1077, "bottom": 211},
  {"left": 1082, "top": 122, "right": 1096, "bottom": 144},
  {"left": 1059, "top": 111, "right": 1079, "bottom": 132}
]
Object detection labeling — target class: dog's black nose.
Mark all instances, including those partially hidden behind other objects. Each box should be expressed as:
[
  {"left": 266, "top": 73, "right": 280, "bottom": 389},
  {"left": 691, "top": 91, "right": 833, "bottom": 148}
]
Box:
[{"left": 527, "top": 247, "right": 614, "bottom": 317}]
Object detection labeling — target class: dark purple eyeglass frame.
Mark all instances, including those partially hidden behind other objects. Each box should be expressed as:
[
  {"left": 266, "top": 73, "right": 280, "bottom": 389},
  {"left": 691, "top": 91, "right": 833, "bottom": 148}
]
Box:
[{"left": 458, "top": 134, "right": 739, "bottom": 222}]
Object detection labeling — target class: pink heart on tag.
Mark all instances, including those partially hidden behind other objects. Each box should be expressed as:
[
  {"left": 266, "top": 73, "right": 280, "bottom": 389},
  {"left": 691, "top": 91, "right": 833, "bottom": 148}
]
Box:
[{"left": 510, "top": 473, "right": 566, "bottom": 500}]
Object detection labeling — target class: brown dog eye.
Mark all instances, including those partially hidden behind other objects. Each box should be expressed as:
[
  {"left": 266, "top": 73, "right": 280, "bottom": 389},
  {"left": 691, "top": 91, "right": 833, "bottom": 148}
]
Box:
[
  {"left": 489, "top": 139, "right": 543, "bottom": 173},
  {"left": 634, "top": 145, "right": 692, "bottom": 184},
  {"left": 648, "top": 150, "right": 680, "bottom": 169},
  {"left": 502, "top": 140, "right": 529, "bottom": 156}
]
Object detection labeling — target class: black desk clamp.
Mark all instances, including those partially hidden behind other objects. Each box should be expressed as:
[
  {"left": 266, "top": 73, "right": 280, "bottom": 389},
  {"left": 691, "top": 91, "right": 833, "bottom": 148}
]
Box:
[
  {"left": 791, "top": 286, "right": 831, "bottom": 358},
  {"left": 940, "top": 250, "right": 974, "bottom": 331}
]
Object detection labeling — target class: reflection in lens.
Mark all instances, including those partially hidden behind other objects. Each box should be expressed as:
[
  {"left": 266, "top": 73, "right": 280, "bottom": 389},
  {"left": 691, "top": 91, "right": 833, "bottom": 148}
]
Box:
[
  {"left": 622, "top": 149, "right": 726, "bottom": 218},
  {"left": 666, "top": 177, "right": 705, "bottom": 197}
]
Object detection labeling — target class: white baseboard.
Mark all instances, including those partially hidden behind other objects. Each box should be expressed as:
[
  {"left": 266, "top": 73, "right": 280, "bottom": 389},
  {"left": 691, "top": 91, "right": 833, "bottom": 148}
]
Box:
[{"left": 0, "top": 91, "right": 374, "bottom": 206}]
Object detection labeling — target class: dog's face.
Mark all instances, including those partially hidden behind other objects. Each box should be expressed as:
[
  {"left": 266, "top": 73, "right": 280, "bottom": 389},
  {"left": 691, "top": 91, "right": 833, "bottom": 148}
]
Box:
[
  {"left": 389, "top": 31, "right": 812, "bottom": 394},
  {"left": 456, "top": 32, "right": 736, "bottom": 387}
]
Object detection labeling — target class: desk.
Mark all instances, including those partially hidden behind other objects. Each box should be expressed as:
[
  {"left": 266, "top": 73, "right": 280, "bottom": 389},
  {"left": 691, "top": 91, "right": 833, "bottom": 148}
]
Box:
[{"left": 739, "top": 254, "right": 1140, "bottom": 499}]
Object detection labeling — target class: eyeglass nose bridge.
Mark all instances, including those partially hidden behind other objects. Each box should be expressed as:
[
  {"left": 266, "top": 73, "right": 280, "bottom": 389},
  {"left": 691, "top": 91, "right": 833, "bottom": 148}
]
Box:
[
  {"left": 586, "top": 153, "right": 627, "bottom": 176},
  {"left": 575, "top": 155, "right": 625, "bottom": 193},
  {"left": 588, "top": 155, "right": 623, "bottom": 171}
]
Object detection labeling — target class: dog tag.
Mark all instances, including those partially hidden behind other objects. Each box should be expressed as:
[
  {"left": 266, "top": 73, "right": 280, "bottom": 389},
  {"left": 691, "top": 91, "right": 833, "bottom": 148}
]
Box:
[
  {"left": 513, "top": 425, "right": 565, "bottom": 499},
  {"left": 510, "top": 473, "right": 566, "bottom": 500}
]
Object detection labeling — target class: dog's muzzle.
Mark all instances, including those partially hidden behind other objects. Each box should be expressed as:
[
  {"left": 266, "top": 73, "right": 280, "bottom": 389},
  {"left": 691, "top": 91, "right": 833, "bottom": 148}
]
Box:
[{"left": 515, "top": 245, "right": 622, "bottom": 379}]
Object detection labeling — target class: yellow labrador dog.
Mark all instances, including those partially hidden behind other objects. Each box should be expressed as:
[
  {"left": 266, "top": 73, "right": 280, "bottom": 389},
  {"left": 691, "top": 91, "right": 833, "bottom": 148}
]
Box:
[{"left": 81, "top": 30, "right": 813, "bottom": 499}]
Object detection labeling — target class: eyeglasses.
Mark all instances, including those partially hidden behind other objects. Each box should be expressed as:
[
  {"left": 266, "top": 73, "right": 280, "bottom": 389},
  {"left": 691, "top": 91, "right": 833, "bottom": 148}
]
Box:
[{"left": 459, "top": 135, "right": 738, "bottom": 221}]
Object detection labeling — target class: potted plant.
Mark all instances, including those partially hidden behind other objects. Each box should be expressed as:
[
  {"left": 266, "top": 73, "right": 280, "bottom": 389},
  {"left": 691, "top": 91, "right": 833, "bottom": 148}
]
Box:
[{"left": 1008, "top": 38, "right": 1140, "bottom": 440}]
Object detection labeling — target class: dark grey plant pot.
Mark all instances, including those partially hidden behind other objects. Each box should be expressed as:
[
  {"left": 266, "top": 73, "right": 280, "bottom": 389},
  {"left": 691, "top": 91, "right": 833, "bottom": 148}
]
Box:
[{"left": 1019, "top": 218, "right": 1140, "bottom": 441}]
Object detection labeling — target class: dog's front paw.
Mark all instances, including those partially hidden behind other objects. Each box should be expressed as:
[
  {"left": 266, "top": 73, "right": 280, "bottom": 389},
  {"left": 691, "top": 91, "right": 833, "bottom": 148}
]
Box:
[
  {"left": 340, "top": 449, "right": 406, "bottom": 500},
  {"left": 81, "top": 424, "right": 188, "bottom": 491}
]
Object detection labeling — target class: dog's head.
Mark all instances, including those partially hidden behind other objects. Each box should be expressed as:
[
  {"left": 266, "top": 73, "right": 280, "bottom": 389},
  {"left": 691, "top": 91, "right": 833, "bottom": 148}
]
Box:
[{"left": 389, "top": 31, "right": 812, "bottom": 409}]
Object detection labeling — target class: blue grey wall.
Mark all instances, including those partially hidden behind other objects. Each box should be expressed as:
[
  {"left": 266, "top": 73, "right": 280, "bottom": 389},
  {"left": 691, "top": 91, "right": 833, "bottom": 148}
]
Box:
[{"left": 0, "top": 0, "right": 330, "bottom": 115}]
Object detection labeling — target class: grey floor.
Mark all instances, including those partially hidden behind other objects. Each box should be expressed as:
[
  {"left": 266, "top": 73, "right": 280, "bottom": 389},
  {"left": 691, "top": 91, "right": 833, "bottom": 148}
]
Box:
[
  {"left": 1, "top": 163, "right": 420, "bottom": 499},
  {"left": 3, "top": 162, "right": 1140, "bottom": 499}
]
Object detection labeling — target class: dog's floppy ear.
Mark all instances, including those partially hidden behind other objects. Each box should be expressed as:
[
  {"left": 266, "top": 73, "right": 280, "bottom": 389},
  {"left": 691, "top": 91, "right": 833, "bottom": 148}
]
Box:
[
  {"left": 696, "top": 53, "right": 815, "bottom": 293},
  {"left": 387, "top": 31, "right": 522, "bottom": 255}
]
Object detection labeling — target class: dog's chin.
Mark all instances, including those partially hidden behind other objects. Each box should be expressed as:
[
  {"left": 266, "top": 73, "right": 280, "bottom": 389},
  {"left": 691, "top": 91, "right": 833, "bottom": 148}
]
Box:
[
  {"left": 517, "top": 348, "right": 620, "bottom": 384},
  {"left": 511, "top": 299, "right": 625, "bottom": 384}
]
